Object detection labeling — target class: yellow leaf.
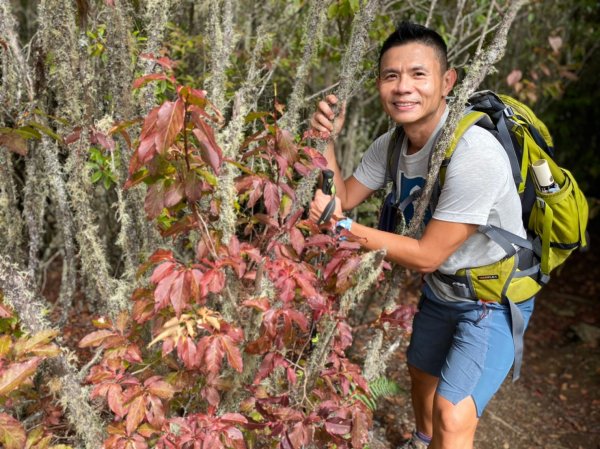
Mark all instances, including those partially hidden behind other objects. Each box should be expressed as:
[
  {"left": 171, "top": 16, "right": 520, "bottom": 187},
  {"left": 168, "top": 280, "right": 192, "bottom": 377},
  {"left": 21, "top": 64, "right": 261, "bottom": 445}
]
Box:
[
  {"left": 0, "top": 358, "right": 42, "bottom": 396},
  {"left": 0, "top": 335, "right": 11, "bottom": 357}
]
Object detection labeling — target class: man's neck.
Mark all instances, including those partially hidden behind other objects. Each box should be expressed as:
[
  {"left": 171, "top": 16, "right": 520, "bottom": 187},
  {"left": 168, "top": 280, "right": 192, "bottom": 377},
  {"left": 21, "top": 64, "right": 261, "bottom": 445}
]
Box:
[{"left": 403, "top": 104, "right": 447, "bottom": 155}]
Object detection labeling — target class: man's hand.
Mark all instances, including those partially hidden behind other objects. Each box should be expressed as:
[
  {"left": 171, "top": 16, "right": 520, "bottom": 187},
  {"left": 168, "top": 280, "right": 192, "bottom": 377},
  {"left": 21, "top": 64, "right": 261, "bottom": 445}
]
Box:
[
  {"left": 310, "top": 94, "right": 346, "bottom": 138},
  {"left": 309, "top": 189, "right": 343, "bottom": 226}
]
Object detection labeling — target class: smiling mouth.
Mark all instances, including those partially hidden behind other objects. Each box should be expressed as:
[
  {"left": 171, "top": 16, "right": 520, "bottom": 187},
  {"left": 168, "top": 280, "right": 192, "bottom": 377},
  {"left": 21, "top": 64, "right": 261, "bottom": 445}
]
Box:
[{"left": 392, "top": 101, "right": 419, "bottom": 108}]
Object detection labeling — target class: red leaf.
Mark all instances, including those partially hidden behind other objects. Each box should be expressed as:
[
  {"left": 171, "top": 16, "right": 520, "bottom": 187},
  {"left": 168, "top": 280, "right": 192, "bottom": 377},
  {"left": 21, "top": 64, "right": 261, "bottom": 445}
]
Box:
[
  {"left": 305, "top": 234, "right": 334, "bottom": 248},
  {"left": 78, "top": 330, "right": 117, "bottom": 348},
  {"left": 325, "top": 417, "right": 351, "bottom": 436},
  {"left": 145, "top": 377, "right": 175, "bottom": 400},
  {"left": 164, "top": 181, "right": 185, "bottom": 208},
  {"left": 335, "top": 255, "right": 362, "bottom": 290},
  {"left": 177, "top": 336, "right": 198, "bottom": 369},
  {"left": 144, "top": 182, "right": 166, "bottom": 219},
  {"left": 65, "top": 127, "right": 82, "bottom": 144},
  {"left": 289, "top": 227, "right": 305, "bottom": 256},
  {"left": 150, "top": 261, "right": 176, "bottom": 284},
  {"left": 154, "top": 270, "right": 179, "bottom": 311},
  {"left": 0, "top": 133, "right": 27, "bottom": 156},
  {"left": 108, "top": 384, "right": 127, "bottom": 417},
  {"left": 91, "top": 130, "right": 116, "bottom": 151},
  {"left": 0, "top": 303, "right": 13, "bottom": 318},
  {"left": 254, "top": 213, "right": 278, "bottom": 228},
  {"left": 202, "top": 385, "right": 220, "bottom": 407},
  {"left": 149, "top": 249, "right": 175, "bottom": 264},
  {"left": 506, "top": 69, "right": 523, "bottom": 87},
  {"left": 140, "top": 107, "right": 160, "bottom": 141},
  {"left": 0, "top": 358, "right": 42, "bottom": 395},
  {"left": 145, "top": 395, "right": 166, "bottom": 428},
  {"left": 380, "top": 304, "right": 417, "bottom": 330},
  {"left": 253, "top": 352, "right": 288, "bottom": 384},
  {"left": 132, "top": 73, "right": 168, "bottom": 90},
  {"left": 126, "top": 395, "right": 146, "bottom": 435},
  {"left": 155, "top": 99, "right": 185, "bottom": 154},
  {"left": 287, "top": 421, "right": 312, "bottom": 449},
  {"left": 335, "top": 321, "right": 353, "bottom": 351},
  {"left": 0, "top": 413, "right": 26, "bottom": 449},
  {"left": 220, "top": 413, "right": 248, "bottom": 425},
  {"left": 283, "top": 309, "right": 309, "bottom": 333},
  {"left": 263, "top": 181, "right": 280, "bottom": 216},
  {"left": 247, "top": 179, "right": 264, "bottom": 208},
  {"left": 192, "top": 127, "right": 223, "bottom": 174},
  {"left": 202, "top": 336, "right": 224, "bottom": 375},
  {"left": 204, "top": 269, "right": 225, "bottom": 294},
  {"left": 244, "top": 334, "right": 271, "bottom": 355},
  {"left": 169, "top": 272, "right": 190, "bottom": 316},
  {"left": 242, "top": 298, "right": 270, "bottom": 312},
  {"left": 220, "top": 335, "right": 243, "bottom": 373}
]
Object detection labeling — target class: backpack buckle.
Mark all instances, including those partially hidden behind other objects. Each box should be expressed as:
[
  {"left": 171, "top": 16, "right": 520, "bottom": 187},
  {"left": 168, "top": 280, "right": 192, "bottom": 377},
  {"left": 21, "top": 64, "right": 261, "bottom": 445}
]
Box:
[
  {"left": 503, "top": 106, "right": 515, "bottom": 118},
  {"left": 536, "top": 197, "right": 546, "bottom": 209}
]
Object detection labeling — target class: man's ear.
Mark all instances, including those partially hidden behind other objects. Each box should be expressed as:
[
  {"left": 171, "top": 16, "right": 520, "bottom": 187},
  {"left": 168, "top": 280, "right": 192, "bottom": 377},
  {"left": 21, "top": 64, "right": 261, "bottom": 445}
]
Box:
[{"left": 443, "top": 68, "right": 458, "bottom": 96}]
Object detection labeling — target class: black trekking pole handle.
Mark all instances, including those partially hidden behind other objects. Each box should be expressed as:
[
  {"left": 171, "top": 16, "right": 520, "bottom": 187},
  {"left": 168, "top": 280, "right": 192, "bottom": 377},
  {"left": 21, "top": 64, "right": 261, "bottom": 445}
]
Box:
[{"left": 317, "top": 170, "right": 337, "bottom": 225}]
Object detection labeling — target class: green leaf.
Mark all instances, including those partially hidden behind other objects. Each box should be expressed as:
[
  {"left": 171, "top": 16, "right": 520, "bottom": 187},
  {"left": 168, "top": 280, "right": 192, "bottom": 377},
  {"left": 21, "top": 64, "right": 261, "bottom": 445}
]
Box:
[
  {"left": 196, "top": 168, "right": 218, "bottom": 186},
  {"left": 27, "top": 122, "right": 63, "bottom": 143},
  {"left": 14, "top": 126, "right": 42, "bottom": 140},
  {"left": 244, "top": 111, "right": 270, "bottom": 123},
  {"left": 91, "top": 171, "right": 103, "bottom": 183}
]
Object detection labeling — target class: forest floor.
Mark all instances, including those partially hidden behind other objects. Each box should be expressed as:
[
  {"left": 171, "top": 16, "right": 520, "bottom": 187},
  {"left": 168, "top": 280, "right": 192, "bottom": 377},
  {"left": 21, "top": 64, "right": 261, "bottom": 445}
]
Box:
[{"left": 359, "top": 223, "right": 600, "bottom": 449}]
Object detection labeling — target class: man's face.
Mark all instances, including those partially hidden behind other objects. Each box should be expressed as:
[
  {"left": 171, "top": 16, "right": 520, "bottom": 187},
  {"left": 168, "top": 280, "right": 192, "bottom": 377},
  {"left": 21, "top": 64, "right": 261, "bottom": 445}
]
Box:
[{"left": 377, "top": 42, "right": 455, "bottom": 132}]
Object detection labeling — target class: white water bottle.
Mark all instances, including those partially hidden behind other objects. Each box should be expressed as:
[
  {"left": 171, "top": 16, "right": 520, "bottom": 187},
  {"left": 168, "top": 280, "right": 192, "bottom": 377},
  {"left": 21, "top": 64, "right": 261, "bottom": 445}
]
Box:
[{"left": 531, "top": 159, "right": 559, "bottom": 193}]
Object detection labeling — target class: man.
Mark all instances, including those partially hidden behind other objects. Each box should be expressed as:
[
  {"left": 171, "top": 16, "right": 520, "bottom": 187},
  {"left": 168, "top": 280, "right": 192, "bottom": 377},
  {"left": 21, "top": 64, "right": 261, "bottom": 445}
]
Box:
[{"left": 308, "top": 22, "right": 534, "bottom": 449}]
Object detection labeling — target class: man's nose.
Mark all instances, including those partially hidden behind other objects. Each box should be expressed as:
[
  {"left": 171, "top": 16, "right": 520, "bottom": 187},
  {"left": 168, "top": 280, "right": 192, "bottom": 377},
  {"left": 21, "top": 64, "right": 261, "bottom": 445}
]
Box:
[{"left": 392, "top": 75, "right": 412, "bottom": 93}]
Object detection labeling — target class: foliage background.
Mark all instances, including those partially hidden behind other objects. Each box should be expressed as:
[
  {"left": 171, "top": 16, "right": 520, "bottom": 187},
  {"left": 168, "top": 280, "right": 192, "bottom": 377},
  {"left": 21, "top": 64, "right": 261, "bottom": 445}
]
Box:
[{"left": 0, "top": 0, "right": 598, "bottom": 448}]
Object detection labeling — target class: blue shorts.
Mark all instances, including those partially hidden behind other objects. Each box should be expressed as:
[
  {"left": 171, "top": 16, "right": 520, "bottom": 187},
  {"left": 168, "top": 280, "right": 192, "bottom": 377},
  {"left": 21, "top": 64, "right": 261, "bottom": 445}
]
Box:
[{"left": 407, "top": 283, "right": 534, "bottom": 417}]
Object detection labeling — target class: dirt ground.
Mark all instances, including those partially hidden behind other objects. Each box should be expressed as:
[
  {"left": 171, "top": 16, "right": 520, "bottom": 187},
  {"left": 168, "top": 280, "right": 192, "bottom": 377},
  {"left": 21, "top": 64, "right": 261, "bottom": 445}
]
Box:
[{"left": 367, "top": 224, "right": 600, "bottom": 449}]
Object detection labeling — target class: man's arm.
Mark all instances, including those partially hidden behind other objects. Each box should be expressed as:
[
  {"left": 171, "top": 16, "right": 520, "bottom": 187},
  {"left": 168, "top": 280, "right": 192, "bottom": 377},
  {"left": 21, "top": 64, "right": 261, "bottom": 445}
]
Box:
[
  {"left": 349, "top": 218, "right": 478, "bottom": 272},
  {"left": 311, "top": 94, "right": 374, "bottom": 210},
  {"left": 309, "top": 191, "right": 478, "bottom": 273}
]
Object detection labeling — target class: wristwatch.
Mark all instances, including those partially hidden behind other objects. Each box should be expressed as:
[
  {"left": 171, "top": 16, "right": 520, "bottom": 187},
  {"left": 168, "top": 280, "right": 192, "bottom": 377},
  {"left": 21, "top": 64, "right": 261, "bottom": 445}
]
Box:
[{"left": 335, "top": 217, "right": 353, "bottom": 233}]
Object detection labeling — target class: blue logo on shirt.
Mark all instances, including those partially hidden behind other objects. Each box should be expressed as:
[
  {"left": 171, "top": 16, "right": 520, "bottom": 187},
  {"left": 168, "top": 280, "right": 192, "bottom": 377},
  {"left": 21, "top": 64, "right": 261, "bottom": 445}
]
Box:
[{"left": 398, "top": 174, "right": 432, "bottom": 224}]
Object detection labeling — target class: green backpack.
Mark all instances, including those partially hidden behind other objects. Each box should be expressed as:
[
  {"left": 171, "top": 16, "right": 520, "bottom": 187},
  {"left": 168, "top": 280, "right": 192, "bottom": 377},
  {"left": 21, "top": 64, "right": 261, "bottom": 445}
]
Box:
[
  {"left": 436, "top": 91, "right": 589, "bottom": 304},
  {"left": 381, "top": 90, "right": 589, "bottom": 379}
]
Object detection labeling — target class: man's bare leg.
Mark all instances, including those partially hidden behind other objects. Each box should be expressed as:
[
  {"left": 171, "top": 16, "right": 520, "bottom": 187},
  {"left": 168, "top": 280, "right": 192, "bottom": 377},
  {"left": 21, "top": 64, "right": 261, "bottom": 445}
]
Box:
[
  {"left": 429, "top": 394, "right": 478, "bottom": 449},
  {"left": 408, "top": 364, "right": 439, "bottom": 438}
]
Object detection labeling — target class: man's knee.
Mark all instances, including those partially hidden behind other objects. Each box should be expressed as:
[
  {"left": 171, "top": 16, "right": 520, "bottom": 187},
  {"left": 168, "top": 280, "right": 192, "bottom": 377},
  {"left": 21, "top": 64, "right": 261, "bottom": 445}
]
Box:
[{"left": 433, "top": 394, "right": 478, "bottom": 435}]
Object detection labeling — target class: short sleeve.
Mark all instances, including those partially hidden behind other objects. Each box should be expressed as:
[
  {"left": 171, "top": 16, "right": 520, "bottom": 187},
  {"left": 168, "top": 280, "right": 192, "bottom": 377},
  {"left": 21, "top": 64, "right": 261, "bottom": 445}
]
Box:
[
  {"left": 353, "top": 129, "right": 394, "bottom": 191},
  {"left": 433, "top": 127, "right": 509, "bottom": 225}
]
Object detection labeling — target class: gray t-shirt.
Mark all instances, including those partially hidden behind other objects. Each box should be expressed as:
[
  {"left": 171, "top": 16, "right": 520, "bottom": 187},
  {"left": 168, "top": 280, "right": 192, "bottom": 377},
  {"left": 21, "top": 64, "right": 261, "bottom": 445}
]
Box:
[{"left": 353, "top": 112, "right": 526, "bottom": 302}]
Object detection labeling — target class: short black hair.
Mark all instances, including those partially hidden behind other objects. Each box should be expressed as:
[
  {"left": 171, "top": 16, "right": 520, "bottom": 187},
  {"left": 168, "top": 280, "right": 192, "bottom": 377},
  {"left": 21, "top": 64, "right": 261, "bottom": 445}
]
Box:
[{"left": 378, "top": 21, "right": 448, "bottom": 72}]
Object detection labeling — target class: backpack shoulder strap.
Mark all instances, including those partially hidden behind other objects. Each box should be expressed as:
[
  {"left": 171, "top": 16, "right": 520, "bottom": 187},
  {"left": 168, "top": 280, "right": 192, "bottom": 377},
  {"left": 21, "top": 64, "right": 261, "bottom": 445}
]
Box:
[
  {"left": 386, "top": 125, "right": 405, "bottom": 189},
  {"left": 438, "top": 110, "right": 488, "bottom": 187}
]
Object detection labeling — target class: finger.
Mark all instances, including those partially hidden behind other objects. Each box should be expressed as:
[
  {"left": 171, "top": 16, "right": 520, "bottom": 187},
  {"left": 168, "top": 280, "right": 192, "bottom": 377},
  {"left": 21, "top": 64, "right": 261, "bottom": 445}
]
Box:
[
  {"left": 311, "top": 113, "right": 334, "bottom": 132},
  {"left": 325, "top": 94, "right": 338, "bottom": 105},
  {"left": 317, "top": 100, "right": 335, "bottom": 120}
]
